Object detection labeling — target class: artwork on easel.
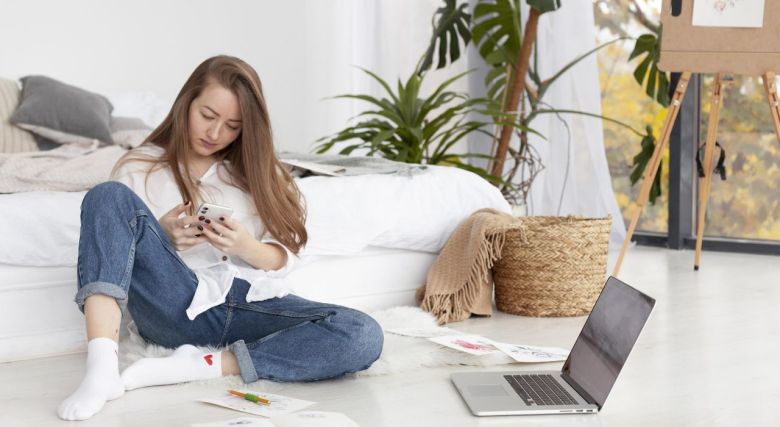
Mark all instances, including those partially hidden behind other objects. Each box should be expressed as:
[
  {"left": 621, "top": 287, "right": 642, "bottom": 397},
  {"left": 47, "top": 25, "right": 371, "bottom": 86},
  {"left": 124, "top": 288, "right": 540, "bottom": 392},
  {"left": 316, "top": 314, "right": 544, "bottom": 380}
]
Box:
[{"left": 692, "top": 0, "right": 766, "bottom": 28}]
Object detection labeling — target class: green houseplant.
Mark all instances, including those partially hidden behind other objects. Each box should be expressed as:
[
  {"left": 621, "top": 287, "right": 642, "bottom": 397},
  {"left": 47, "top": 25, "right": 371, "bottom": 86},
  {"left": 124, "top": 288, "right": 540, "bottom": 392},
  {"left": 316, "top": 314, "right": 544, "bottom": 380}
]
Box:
[
  {"left": 315, "top": 62, "right": 530, "bottom": 184},
  {"left": 315, "top": 70, "right": 497, "bottom": 182},
  {"left": 419, "top": 0, "right": 657, "bottom": 208}
]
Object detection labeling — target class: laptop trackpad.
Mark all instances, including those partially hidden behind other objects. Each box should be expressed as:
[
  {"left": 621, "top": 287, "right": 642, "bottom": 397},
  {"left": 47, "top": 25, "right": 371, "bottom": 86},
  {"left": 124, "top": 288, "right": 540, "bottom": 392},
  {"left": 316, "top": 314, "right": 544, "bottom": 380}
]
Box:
[{"left": 468, "top": 385, "right": 510, "bottom": 397}]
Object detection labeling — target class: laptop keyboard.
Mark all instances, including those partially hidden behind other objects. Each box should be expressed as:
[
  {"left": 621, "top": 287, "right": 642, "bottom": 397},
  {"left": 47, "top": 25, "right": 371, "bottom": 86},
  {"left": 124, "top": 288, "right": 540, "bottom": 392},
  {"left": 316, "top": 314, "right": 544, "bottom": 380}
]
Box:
[{"left": 504, "top": 374, "right": 578, "bottom": 406}]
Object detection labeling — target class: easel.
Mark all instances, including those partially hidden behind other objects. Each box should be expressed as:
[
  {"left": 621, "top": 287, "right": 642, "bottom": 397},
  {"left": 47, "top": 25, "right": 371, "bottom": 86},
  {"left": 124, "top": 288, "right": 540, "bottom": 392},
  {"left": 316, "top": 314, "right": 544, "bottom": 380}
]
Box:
[{"left": 612, "top": 0, "right": 780, "bottom": 276}]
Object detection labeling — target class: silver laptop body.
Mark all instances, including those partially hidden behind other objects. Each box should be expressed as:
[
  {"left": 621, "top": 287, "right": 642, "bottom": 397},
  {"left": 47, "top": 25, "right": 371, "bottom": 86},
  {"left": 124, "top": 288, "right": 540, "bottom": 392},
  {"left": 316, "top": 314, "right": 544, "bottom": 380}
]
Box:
[{"left": 452, "top": 276, "right": 655, "bottom": 416}]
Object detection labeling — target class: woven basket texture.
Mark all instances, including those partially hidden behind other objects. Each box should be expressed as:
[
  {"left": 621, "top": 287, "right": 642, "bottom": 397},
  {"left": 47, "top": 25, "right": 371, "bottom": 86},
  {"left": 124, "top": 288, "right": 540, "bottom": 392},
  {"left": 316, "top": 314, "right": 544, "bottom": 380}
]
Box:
[{"left": 493, "top": 216, "right": 611, "bottom": 317}]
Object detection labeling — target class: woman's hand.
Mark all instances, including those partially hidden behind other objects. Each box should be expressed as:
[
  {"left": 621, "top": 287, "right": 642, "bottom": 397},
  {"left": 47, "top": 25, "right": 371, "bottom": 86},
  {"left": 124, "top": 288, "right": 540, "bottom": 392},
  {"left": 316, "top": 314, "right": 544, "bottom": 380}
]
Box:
[
  {"left": 159, "top": 202, "right": 208, "bottom": 251},
  {"left": 199, "top": 215, "right": 255, "bottom": 257}
]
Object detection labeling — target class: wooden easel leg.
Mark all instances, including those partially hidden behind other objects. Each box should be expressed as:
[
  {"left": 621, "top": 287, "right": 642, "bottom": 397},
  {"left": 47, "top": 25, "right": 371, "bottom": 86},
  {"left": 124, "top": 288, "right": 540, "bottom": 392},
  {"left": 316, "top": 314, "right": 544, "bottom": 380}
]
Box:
[
  {"left": 613, "top": 72, "right": 692, "bottom": 277},
  {"left": 762, "top": 72, "right": 780, "bottom": 146},
  {"left": 694, "top": 74, "right": 727, "bottom": 270}
]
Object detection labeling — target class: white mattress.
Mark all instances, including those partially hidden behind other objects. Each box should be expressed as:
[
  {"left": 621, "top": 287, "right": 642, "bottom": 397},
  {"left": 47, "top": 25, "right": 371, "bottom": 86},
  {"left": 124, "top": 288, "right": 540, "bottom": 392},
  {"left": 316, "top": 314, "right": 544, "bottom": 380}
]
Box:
[
  {"left": 0, "top": 247, "right": 437, "bottom": 362},
  {"left": 290, "top": 248, "right": 435, "bottom": 310}
]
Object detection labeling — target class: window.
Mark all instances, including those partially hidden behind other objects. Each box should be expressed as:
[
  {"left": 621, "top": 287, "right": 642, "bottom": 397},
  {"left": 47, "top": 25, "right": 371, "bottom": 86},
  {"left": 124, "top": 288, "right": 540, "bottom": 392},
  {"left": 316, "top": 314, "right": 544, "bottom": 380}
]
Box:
[
  {"left": 594, "top": 1, "right": 666, "bottom": 234},
  {"left": 699, "top": 75, "right": 780, "bottom": 241}
]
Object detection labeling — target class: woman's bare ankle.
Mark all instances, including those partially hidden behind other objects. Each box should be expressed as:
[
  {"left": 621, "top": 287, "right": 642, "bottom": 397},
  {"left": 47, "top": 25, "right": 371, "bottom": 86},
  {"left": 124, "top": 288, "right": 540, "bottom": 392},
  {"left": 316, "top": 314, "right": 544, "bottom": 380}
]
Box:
[{"left": 221, "top": 350, "right": 240, "bottom": 376}]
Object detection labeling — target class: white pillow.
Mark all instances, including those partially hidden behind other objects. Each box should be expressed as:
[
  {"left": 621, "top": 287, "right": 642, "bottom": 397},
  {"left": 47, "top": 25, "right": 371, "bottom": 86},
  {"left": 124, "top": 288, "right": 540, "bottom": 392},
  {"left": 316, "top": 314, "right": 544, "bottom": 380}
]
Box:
[
  {"left": 105, "top": 91, "right": 169, "bottom": 128},
  {"left": 298, "top": 165, "right": 511, "bottom": 256},
  {"left": 110, "top": 129, "right": 150, "bottom": 149},
  {"left": 110, "top": 116, "right": 152, "bottom": 149}
]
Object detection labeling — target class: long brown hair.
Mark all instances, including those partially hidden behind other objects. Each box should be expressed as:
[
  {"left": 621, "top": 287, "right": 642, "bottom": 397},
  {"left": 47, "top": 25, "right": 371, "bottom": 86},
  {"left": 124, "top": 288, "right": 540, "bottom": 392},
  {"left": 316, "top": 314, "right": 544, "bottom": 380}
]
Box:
[{"left": 112, "top": 55, "right": 307, "bottom": 253}]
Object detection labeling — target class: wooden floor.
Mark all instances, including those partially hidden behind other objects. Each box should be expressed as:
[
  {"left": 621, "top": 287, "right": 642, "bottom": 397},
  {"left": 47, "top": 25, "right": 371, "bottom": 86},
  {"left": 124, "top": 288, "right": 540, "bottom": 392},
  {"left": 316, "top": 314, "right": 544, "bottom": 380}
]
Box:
[{"left": 2, "top": 246, "right": 779, "bottom": 426}]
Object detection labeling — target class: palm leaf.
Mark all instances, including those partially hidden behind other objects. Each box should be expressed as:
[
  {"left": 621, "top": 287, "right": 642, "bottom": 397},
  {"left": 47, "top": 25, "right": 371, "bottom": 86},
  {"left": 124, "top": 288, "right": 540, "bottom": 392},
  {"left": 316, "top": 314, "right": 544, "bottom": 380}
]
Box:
[
  {"left": 356, "top": 67, "right": 400, "bottom": 104},
  {"left": 332, "top": 94, "right": 402, "bottom": 122},
  {"left": 418, "top": 70, "right": 473, "bottom": 118}
]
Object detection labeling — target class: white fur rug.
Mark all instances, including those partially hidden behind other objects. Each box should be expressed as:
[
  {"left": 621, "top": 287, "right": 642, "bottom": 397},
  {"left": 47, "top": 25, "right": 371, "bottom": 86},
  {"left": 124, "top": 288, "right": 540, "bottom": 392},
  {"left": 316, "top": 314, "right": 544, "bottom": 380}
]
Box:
[{"left": 118, "top": 306, "right": 516, "bottom": 385}]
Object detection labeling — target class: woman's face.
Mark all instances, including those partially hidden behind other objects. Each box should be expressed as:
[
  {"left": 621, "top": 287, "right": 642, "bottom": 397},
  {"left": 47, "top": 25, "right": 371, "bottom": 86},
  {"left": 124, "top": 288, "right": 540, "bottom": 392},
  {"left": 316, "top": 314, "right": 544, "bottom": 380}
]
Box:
[{"left": 188, "top": 82, "right": 242, "bottom": 160}]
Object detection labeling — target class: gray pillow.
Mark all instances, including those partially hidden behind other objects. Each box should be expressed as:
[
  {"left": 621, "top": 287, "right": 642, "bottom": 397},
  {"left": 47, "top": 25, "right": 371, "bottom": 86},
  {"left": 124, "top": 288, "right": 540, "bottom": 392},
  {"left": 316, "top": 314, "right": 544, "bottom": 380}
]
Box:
[{"left": 10, "top": 75, "right": 114, "bottom": 148}]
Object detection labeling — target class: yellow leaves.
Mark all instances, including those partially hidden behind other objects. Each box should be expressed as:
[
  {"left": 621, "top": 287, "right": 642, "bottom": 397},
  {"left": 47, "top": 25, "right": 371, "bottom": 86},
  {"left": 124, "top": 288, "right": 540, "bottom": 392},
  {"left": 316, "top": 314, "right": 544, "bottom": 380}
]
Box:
[
  {"left": 759, "top": 221, "right": 780, "bottom": 240},
  {"left": 615, "top": 192, "right": 630, "bottom": 207},
  {"left": 601, "top": 71, "right": 668, "bottom": 233}
]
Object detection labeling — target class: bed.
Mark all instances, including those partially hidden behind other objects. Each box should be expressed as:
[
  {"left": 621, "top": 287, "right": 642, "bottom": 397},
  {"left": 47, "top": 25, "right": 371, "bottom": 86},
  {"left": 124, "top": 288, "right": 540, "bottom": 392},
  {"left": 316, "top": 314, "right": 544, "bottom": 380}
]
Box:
[{"left": 0, "top": 165, "right": 511, "bottom": 362}]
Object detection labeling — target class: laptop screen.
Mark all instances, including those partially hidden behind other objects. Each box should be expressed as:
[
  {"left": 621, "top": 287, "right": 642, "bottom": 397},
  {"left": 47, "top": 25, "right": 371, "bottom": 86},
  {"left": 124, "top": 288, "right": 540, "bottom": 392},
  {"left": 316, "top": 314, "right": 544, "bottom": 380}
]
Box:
[{"left": 561, "top": 277, "right": 655, "bottom": 408}]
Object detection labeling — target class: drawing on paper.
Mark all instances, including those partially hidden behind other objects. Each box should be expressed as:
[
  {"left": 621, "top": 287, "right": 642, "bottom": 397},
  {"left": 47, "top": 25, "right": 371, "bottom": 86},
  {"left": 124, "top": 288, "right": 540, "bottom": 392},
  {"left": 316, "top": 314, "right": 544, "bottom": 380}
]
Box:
[
  {"left": 428, "top": 334, "right": 500, "bottom": 356},
  {"left": 713, "top": 1, "right": 739, "bottom": 13},
  {"left": 692, "top": 0, "right": 765, "bottom": 28}
]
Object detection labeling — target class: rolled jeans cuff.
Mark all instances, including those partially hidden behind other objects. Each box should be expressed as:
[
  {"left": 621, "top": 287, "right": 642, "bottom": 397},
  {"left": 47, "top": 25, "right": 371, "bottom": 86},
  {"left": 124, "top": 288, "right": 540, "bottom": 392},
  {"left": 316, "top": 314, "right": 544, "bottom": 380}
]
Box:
[
  {"left": 74, "top": 281, "right": 128, "bottom": 313},
  {"left": 229, "top": 340, "right": 259, "bottom": 383}
]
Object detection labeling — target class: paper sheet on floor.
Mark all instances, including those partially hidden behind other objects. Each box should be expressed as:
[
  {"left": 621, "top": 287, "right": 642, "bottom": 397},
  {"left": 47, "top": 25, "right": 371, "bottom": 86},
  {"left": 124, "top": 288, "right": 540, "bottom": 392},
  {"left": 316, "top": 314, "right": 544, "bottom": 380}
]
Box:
[
  {"left": 489, "top": 342, "right": 568, "bottom": 363},
  {"left": 191, "top": 412, "right": 359, "bottom": 427},
  {"left": 427, "top": 334, "right": 501, "bottom": 356},
  {"left": 199, "top": 390, "right": 315, "bottom": 418},
  {"left": 192, "top": 417, "right": 273, "bottom": 427},
  {"left": 428, "top": 334, "right": 569, "bottom": 362}
]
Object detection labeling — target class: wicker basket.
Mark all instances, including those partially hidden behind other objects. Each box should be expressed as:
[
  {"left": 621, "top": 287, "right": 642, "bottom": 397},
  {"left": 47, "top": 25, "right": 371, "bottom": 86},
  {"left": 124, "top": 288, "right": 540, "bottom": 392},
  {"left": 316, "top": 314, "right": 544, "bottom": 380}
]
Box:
[{"left": 493, "top": 216, "right": 612, "bottom": 317}]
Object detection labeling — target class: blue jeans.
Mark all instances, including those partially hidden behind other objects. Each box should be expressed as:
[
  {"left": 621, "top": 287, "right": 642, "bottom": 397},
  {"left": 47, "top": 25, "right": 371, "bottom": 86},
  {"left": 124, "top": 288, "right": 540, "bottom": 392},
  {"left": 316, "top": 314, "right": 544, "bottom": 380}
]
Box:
[{"left": 74, "top": 181, "right": 383, "bottom": 383}]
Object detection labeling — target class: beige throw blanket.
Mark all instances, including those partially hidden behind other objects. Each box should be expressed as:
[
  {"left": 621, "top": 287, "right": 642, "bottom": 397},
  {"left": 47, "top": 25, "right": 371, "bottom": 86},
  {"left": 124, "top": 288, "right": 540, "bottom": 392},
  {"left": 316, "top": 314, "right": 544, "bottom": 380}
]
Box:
[
  {"left": 0, "top": 140, "right": 126, "bottom": 193},
  {"left": 417, "top": 208, "right": 520, "bottom": 324}
]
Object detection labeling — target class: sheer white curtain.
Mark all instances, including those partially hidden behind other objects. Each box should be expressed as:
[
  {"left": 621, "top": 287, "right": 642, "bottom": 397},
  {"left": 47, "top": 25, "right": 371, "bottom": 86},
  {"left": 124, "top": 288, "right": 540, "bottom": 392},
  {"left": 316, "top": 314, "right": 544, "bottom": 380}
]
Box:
[
  {"left": 467, "top": 2, "right": 627, "bottom": 249},
  {"left": 299, "top": 0, "right": 449, "bottom": 153}
]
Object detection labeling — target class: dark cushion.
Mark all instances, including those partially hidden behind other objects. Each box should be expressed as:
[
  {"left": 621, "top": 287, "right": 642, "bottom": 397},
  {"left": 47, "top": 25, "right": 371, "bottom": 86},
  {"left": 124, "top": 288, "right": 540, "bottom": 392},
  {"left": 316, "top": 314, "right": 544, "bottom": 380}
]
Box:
[{"left": 10, "top": 75, "right": 114, "bottom": 147}]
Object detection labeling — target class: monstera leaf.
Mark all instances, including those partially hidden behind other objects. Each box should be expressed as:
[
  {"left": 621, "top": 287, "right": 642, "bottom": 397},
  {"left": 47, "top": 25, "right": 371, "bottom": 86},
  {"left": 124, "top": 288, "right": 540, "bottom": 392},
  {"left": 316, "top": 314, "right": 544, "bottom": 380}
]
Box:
[
  {"left": 630, "top": 33, "right": 670, "bottom": 107},
  {"left": 417, "top": 0, "right": 472, "bottom": 75},
  {"left": 472, "top": 0, "right": 523, "bottom": 102},
  {"left": 630, "top": 126, "right": 662, "bottom": 204},
  {"left": 418, "top": 0, "right": 561, "bottom": 102}
]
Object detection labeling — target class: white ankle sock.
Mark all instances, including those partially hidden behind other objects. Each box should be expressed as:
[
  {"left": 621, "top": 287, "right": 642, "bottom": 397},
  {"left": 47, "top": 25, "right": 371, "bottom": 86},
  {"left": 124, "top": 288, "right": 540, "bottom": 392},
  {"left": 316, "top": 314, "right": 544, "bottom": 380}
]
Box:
[
  {"left": 121, "top": 344, "right": 222, "bottom": 390},
  {"left": 57, "top": 337, "right": 124, "bottom": 421}
]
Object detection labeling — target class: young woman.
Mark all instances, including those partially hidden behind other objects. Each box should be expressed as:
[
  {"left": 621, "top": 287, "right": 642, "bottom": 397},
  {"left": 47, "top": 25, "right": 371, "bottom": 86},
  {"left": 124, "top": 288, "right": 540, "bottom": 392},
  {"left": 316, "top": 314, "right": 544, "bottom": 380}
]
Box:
[{"left": 57, "top": 55, "right": 384, "bottom": 421}]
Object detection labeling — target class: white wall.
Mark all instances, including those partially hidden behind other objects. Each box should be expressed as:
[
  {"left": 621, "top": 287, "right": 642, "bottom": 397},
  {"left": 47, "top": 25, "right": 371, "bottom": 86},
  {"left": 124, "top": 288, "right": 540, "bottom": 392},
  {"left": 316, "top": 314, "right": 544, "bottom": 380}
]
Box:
[{"left": 0, "top": 0, "right": 457, "bottom": 153}]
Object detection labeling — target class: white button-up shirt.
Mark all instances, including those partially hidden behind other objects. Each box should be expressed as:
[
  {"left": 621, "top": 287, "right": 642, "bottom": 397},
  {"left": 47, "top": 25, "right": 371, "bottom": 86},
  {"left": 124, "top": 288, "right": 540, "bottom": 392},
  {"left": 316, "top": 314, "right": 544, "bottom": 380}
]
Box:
[{"left": 113, "top": 144, "right": 298, "bottom": 320}]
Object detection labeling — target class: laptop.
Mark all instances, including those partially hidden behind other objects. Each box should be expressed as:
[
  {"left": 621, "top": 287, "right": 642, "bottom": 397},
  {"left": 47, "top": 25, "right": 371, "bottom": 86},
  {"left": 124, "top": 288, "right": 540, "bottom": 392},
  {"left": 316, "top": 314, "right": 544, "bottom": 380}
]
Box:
[{"left": 451, "top": 276, "right": 655, "bottom": 416}]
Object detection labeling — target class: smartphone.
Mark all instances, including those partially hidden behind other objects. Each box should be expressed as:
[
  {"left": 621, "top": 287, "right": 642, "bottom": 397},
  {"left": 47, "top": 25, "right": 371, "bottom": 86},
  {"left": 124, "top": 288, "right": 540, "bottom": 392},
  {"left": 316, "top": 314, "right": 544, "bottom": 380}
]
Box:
[{"left": 196, "top": 202, "right": 234, "bottom": 222}]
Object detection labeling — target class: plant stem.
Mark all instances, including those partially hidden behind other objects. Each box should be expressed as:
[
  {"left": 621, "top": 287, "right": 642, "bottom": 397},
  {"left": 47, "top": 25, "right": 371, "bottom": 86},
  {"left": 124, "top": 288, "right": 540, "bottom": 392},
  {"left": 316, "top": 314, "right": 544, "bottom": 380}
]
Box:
[{"left": 490, "top": 6, "right": 541, "bottom": 179}]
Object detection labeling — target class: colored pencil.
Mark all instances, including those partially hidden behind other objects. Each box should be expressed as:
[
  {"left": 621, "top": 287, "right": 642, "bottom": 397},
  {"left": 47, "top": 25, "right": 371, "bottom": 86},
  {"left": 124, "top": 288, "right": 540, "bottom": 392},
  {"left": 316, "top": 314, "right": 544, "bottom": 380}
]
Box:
[{"left": 227, "top": 389, "right": 270, "bottom": 405}]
